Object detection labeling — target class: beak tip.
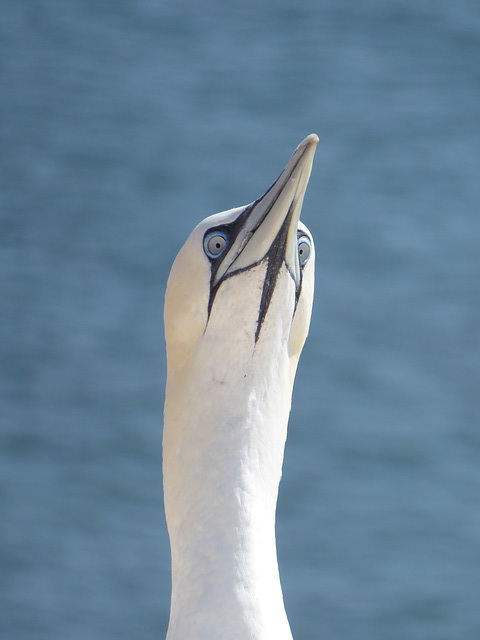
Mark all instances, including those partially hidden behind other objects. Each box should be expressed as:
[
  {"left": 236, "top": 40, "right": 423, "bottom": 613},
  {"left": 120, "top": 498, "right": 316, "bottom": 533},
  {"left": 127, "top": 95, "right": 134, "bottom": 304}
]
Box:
[
  {"left": 300, "top": 133, "right": 319, "bottom": 151},
  {"left": 292, "top": 134, "right": 319, "bottom": 171}
]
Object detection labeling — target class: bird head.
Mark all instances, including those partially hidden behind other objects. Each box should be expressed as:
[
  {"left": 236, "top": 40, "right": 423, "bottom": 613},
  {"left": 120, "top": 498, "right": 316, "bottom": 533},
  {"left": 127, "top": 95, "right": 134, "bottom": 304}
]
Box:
[{"left": 164, "top": 135, "right": 318, "bottom": 381}]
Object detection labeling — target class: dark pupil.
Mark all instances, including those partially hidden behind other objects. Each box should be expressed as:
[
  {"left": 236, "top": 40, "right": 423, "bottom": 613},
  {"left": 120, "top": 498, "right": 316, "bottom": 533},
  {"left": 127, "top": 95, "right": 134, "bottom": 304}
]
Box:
[{"left": 215, "top": 242, "right": 221, "bottom": 249}]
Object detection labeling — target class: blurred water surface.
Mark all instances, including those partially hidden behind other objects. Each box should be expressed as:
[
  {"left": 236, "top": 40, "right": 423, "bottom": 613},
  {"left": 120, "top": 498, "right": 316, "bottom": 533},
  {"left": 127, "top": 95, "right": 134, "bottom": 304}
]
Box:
[{"left": 1, "top": 1, "right": 480, "bottom": 639}]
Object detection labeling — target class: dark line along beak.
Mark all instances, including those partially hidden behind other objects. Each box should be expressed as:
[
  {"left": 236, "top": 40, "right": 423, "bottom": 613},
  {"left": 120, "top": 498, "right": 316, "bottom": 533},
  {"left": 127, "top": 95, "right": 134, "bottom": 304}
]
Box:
[
  {"left": 213, "top": 134, "right": 318, "bottom": 288},
  {"left": 207, "top": 134, "right": 318, "bottom": 341}
]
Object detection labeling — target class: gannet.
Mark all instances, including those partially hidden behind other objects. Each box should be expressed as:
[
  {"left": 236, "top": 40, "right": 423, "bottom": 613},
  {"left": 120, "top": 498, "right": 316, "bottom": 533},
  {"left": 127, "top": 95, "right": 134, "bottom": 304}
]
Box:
[{"left": 163, "top": 134, "right": 318, "bottom": 640}]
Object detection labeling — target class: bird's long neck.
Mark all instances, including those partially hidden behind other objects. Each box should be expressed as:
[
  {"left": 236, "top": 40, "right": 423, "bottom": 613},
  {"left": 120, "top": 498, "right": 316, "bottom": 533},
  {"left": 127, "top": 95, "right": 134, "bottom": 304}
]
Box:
[{"left": 163, "top": 318, "right": 296, "bottom": 640}]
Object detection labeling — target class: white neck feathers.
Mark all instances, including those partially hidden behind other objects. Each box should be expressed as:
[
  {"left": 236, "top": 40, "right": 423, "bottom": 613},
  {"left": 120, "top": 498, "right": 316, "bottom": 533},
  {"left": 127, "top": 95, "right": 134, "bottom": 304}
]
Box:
[{"left": 164, "top": 267, "right": 298, "bottom": 640}]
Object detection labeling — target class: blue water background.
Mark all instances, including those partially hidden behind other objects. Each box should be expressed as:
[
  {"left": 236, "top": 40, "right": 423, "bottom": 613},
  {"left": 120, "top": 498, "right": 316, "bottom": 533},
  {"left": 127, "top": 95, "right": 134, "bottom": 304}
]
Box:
[{"left": 1, "top": 1, "right": 480, "bottom": 638}]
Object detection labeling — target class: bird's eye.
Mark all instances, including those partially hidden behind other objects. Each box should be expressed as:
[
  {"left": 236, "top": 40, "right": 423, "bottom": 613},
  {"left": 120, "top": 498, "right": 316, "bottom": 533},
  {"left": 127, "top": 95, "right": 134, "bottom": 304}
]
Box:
[
  {"left": 297, "top": 236, "right": 312, "bottom": 267},
  {"left": 204, "top": 229, "right": 228, "bottom": 259}
]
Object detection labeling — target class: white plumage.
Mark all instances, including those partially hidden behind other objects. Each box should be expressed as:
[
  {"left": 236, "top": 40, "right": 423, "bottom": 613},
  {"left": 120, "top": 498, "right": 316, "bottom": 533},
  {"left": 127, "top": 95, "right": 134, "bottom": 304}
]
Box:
[{"left": 163, "top": 134, "right": 318, "bottom": 640}]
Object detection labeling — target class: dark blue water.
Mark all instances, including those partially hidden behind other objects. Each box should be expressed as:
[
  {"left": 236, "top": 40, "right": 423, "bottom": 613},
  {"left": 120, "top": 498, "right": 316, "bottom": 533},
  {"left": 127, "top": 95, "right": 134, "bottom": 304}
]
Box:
[{"left": 2, "top": 1, "right": 479, "bottom": 638}]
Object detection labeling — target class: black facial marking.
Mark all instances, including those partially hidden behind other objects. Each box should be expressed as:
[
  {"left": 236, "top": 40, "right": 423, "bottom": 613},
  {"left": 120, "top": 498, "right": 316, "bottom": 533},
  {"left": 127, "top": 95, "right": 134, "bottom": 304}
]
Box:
[
  {"left": 204, "top": 143, "right": 310, "bottom": 338},
  {"left": 204, "top": 204, "right": 306, "bottom": 343},
  {"left": 254, "top": 203, "right": 299, "bottom": 343},
  {"left": 205, "top": 204, "right": 255, "bottom": 318},
  {"left": 255, "top": 213, "right": 290, "bottom": 344}
]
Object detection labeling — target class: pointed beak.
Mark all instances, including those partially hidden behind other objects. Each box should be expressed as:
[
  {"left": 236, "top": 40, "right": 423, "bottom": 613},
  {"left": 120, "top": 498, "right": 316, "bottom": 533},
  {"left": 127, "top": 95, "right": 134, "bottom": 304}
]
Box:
[{"left": 213, "top": 134, "right": 318, "bottom": 289}]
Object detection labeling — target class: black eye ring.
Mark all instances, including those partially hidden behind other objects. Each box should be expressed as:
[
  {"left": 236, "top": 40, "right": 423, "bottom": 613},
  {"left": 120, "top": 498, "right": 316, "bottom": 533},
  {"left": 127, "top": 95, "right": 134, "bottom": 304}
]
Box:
[
  {"left": 297, "top": 236, "right": 312, "bottom": 267},
  {"left": 204, "top": 229, "right": 228, "bottom": 259}
]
